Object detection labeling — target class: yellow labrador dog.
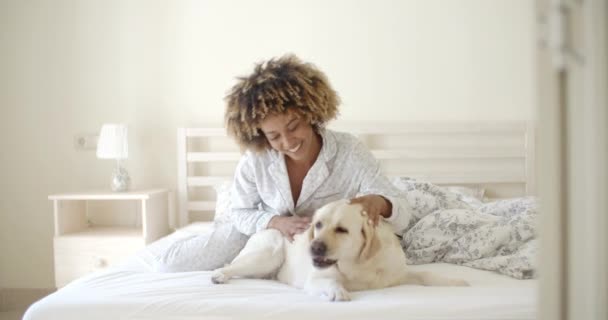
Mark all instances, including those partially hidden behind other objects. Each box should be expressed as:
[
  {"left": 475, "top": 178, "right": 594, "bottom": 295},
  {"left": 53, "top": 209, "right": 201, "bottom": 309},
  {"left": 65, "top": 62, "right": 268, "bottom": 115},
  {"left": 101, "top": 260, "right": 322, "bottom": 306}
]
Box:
[{"left": 211, "top": 199, "right": 467, "bottom": 301}]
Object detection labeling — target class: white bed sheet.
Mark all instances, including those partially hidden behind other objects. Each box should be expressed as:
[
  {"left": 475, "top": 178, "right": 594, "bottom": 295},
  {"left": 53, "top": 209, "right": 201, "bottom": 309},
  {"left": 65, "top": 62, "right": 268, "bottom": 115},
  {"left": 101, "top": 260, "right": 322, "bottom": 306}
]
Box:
[{"left": 25, "top": 223, "right": 537, "bottom": 320}]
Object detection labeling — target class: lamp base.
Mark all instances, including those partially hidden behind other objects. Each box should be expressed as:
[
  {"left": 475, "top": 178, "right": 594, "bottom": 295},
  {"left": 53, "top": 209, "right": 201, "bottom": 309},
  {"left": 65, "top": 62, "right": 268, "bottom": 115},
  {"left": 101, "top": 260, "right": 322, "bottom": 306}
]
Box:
[{"left": 111, "top": 166, "right": 131, "bottom": 192}]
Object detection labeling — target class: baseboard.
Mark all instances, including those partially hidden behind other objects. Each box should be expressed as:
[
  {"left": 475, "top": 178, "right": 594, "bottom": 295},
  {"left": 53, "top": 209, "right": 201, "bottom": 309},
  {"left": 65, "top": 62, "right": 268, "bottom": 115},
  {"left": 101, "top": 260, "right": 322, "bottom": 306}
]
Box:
[{"left": 0, "top": 288, "right": 55, "bottom": 312}]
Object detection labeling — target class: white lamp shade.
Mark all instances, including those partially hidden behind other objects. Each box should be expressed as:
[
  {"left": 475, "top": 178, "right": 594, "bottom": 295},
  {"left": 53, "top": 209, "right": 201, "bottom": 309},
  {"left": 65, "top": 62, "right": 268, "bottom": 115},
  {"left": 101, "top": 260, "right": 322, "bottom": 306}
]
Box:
[{"left": 96, "top": 124, "right": 128, "bottom": 159}]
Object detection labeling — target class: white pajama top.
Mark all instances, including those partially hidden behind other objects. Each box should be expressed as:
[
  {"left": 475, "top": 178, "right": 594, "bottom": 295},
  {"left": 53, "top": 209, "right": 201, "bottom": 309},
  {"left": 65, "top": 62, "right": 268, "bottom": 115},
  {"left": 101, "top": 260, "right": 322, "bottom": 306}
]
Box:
[{"left": 229, "top": 129, "right": 413, "bottom": 236}]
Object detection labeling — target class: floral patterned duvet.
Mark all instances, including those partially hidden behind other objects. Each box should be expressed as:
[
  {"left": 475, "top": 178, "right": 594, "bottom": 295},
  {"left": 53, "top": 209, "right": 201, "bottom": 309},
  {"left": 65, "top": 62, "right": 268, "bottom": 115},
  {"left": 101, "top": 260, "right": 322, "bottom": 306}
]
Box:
[{"left": 392, "top": 177, "right": 538, "bottom": 279}]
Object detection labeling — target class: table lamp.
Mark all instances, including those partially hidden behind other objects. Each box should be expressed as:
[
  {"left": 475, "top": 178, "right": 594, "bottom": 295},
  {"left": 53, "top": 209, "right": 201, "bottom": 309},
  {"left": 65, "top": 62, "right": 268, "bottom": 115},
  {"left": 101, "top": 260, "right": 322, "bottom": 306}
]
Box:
[{"left": 96, "top": 124, "right": 130, "bottom": 192}]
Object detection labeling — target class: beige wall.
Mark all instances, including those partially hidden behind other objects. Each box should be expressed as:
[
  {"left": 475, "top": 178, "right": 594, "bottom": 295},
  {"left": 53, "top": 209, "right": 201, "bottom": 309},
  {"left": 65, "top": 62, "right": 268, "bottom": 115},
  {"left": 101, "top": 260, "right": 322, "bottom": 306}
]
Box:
[{"left": 0, "top": 0, "right": 535, "bottom": 288}]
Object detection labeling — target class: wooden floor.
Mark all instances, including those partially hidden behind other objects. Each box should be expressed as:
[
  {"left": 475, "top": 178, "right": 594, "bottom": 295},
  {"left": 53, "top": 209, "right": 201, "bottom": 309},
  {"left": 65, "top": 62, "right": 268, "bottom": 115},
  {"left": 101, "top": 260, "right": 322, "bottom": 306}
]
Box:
[
  {"left": 0, "top": 310, "right": 24, "bottom": 320},
  {"left": 0, "top": 287, "right": 54, "bottom": 320}
]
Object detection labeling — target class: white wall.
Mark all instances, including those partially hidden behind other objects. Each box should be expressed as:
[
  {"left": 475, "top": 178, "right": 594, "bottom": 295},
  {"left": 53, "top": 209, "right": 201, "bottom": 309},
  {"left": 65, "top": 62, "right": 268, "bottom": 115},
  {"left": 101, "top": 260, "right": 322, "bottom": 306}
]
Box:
[{"left": 0, "top": 0, "right": 535, "bottom": 288}]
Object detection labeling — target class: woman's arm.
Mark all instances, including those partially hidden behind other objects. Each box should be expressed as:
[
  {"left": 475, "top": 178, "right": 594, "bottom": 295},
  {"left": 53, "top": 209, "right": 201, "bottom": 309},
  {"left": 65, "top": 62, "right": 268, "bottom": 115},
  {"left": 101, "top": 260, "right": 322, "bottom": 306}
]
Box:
[
  {"left": 229, "top": 153, "right": 279, "bottom": 236},
  {"left": 350, "top": 141, "right": 413, "bottom": 233}
]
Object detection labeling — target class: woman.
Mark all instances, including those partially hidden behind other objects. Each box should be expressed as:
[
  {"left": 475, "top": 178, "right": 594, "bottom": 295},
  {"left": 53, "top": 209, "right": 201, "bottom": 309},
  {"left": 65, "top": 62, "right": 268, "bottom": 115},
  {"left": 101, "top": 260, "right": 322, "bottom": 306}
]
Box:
[{"left": 154, "top": 54, "right": 412, "bottom": 272}]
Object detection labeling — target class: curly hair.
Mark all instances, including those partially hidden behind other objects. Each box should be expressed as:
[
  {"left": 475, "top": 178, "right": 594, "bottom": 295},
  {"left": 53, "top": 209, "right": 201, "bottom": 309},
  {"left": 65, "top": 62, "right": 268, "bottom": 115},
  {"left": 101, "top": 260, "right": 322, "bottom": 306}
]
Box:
[{"left": 224, "top": 54, "right": 340, "bottom": 152}]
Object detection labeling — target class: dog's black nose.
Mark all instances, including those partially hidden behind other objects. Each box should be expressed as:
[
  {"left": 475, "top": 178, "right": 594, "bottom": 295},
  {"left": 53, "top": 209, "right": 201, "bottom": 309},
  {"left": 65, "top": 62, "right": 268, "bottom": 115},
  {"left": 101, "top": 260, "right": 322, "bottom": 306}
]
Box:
[{"left": 310, "top": 240, "right": 327, "bottom": 256}]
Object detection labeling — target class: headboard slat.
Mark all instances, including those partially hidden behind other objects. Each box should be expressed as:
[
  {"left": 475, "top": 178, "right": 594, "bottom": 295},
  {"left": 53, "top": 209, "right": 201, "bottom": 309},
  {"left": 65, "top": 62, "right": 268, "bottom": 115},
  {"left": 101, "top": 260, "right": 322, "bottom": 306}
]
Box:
[
  {"left": 392, "top": 172, "right": 526, "bottom": 184},
  {"left": 187, "top": 152, "right": 241, "bottom": 162},
  {"left": 188, "top": 201, "right": 216, "bottom": 212},
  {"left": 187, "top": 176, "right": 232, "bottom": 187},
  {"left": 371, "top": 148, "right": 525, "bottom": 160}
]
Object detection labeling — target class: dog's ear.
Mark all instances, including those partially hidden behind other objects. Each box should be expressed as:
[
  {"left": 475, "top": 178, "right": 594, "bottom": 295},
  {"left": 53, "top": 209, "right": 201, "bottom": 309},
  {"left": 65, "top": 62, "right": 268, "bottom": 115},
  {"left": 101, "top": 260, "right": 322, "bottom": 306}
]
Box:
[
  {"left": 359, "top": 218, "right": 381, "bottom": 262},
  {"left": 307, "top": 220, "right": 315, "bottom": 242}
]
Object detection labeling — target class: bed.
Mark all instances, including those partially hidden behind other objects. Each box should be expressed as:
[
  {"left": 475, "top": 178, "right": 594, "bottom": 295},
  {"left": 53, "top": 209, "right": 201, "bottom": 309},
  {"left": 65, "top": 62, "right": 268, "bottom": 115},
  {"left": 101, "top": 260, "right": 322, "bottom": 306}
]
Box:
[{"left": 25, "top": 122, "right": 538, "bottom": 320}]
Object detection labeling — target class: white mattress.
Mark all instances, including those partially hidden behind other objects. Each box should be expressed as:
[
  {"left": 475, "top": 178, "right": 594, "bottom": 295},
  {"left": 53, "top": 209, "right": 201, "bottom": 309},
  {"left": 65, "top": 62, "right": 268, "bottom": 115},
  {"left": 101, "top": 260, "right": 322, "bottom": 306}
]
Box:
[{"left": 25, "top": 223, "right": 537, "bottom": 320}]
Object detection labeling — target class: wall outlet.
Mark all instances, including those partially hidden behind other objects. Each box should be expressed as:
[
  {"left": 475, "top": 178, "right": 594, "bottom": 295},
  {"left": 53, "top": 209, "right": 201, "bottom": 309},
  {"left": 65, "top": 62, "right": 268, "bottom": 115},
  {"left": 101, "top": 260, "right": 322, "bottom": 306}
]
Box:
[{"left": 74, "top": 134, "right": 98, "bottom": 150}]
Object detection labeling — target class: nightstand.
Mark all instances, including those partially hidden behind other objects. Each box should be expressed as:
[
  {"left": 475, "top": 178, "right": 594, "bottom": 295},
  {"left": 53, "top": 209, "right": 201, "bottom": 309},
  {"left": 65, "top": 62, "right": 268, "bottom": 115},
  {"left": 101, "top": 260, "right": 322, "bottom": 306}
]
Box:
[{"left": 48, "top": 189, "right": 170, "bottom": 287}]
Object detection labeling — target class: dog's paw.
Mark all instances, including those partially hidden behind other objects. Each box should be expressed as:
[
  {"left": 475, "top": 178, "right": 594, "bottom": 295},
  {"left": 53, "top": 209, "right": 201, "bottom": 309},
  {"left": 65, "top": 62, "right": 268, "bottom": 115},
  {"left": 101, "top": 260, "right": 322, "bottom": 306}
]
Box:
[
  {"left": 320, "top": 286, "right": 351, "bottom": 302},
  {"left": 210, "top": 269, "right": 229, "bottom": 284}
]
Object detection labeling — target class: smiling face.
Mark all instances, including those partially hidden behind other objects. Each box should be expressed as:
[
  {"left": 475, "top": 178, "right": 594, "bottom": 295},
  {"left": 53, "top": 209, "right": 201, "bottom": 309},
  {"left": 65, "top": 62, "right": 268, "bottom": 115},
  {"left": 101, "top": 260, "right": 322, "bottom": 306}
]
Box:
[
  {"left": 308, "top": 200, "right": 370, "bottom": 269},
  {"left": 259, "top": 109, "right": 321, "bottom": 162}
]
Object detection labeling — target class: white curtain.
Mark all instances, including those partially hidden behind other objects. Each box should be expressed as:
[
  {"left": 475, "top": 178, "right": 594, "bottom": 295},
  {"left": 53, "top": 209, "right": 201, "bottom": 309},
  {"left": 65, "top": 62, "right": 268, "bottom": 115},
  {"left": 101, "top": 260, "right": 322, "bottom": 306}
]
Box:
[{"left": 536, "top": 0, "right": 608, "bottom": 319}]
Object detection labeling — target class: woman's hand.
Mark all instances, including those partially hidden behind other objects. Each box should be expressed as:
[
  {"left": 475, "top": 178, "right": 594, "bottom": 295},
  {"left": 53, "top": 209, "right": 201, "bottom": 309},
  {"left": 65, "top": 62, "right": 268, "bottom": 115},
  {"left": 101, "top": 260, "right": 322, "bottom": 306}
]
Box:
[
  {"left": 349, "top": 195, "right": 392, "bottom": 226},
  {"left": 268, "top": 215, "right": 312, "bottom": 241}
]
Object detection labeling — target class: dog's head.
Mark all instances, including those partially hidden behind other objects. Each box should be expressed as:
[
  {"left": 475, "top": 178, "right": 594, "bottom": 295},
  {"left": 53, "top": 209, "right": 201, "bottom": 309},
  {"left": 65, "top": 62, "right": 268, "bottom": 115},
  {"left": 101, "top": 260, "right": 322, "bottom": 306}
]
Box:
[{"left": 308, "top": 199, "right": 381, "bottom": 269}]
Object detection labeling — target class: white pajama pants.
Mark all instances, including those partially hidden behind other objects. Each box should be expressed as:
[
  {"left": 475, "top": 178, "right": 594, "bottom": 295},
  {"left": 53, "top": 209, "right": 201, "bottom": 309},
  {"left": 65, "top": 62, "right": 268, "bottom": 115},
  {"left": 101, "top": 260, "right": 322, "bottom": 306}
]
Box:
[{"left": 152, "top": 222, "right": 250, "bottom": 272}]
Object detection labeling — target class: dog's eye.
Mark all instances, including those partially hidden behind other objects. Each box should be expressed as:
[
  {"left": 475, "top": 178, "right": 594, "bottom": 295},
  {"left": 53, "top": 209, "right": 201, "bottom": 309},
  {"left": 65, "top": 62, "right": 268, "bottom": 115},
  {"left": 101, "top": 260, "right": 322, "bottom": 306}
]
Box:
[
  {"left": 315, "top": 221, "right": 323, "bottom": 229},
  {"left": 335, "top": 226, "right": 348, "bottom": 234}
]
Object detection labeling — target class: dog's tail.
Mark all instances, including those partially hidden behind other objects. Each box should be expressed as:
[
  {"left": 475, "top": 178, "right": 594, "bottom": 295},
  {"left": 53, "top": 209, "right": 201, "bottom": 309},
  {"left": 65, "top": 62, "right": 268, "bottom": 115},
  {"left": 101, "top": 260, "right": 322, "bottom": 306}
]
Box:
[{"left": 402, "top": 271, "right": 469, "bottom": 287}]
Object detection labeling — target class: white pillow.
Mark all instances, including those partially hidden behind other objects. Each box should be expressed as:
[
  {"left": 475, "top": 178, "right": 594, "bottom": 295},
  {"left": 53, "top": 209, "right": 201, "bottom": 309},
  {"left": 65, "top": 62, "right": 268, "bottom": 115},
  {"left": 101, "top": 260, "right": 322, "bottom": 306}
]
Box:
[
  {"left": 442, "top": 185, "right": 486, "bottom": 207},
  {"left": 442, "top": 186, "right": 486, "bottom": 200}
]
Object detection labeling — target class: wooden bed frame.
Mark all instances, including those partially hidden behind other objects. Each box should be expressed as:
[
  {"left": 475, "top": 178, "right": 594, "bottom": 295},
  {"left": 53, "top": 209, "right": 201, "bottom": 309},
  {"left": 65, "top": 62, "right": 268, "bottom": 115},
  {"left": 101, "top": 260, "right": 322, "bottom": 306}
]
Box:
[{"left": 176, "top": 122, "right": 535, "bottom": 227}]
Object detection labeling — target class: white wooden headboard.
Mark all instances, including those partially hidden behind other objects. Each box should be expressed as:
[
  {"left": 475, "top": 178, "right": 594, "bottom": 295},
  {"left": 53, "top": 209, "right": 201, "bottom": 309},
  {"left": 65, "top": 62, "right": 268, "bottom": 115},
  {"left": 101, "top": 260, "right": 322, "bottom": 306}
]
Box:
[{"left": 176, "top": 122, "right": 535, "bottom": 227}]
